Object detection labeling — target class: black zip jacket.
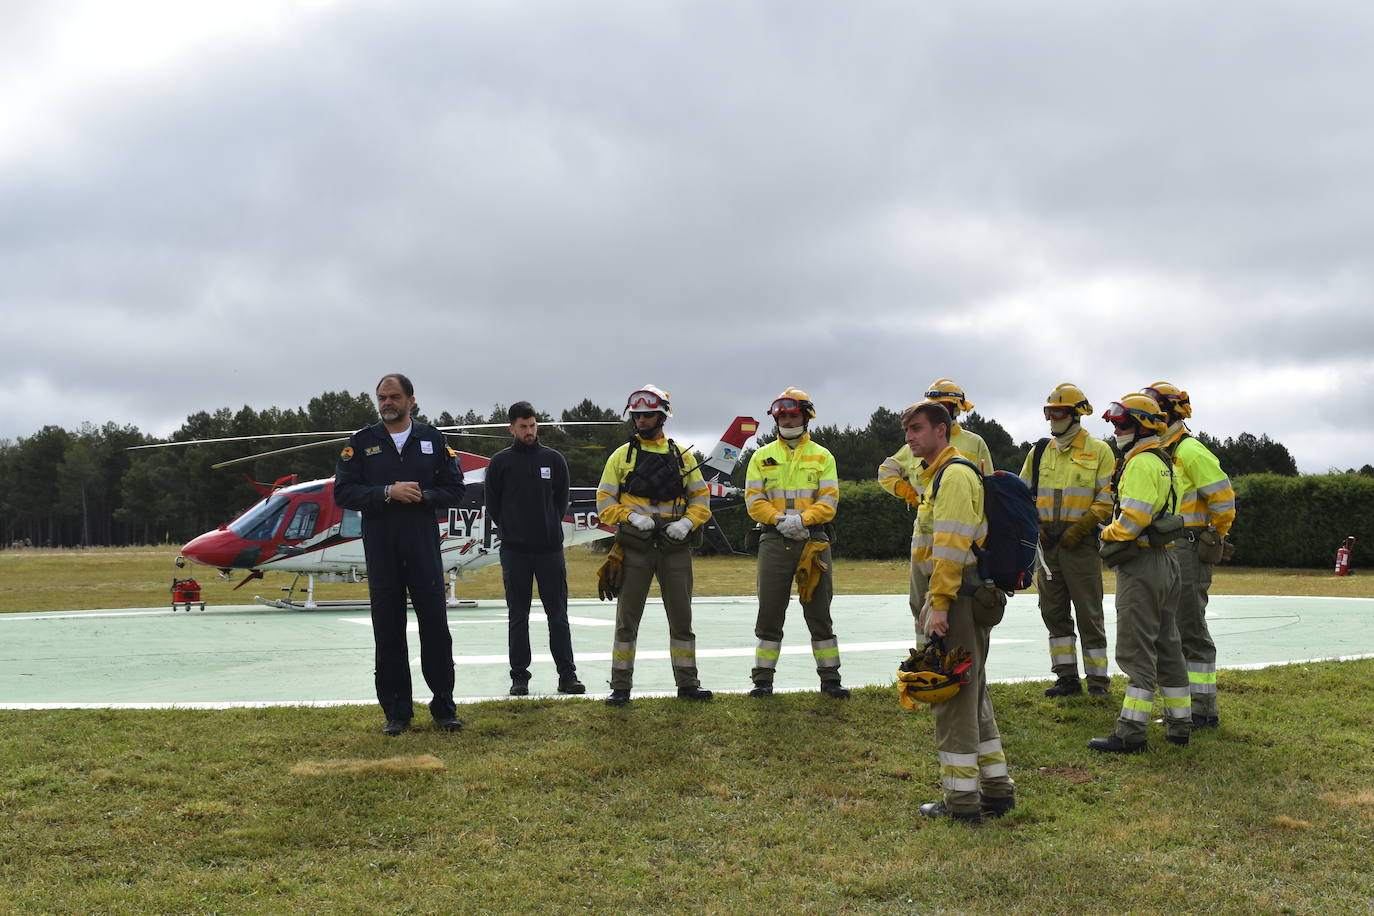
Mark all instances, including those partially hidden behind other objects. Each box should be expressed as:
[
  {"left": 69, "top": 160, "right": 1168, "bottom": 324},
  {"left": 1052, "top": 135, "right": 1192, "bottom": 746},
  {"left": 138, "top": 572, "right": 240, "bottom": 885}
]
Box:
[
  {"left": 333, "top": 421, "right": 465, "bottom": 528},
  {"left": 485, "top": 437, "right": 570, "bottom": 552}
]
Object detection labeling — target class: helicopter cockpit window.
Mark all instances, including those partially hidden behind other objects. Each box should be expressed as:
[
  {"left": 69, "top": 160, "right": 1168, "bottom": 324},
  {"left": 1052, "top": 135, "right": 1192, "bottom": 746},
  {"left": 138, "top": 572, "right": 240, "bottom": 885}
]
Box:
[
  {"left": 229, "top": 494, "right": 291, "bottom": 541},
  {"left": 340, "top": 509, "right": 362, "bottom": 539},
  {"left": 283, "top": 502, "right": 320, "bottom": 540}
]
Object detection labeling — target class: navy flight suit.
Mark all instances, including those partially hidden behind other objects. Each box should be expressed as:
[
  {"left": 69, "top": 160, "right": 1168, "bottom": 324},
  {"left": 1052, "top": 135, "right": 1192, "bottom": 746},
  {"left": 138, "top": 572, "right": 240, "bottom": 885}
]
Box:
[{"left": 334, "top": 421, "right": 465, "bottom": 723}]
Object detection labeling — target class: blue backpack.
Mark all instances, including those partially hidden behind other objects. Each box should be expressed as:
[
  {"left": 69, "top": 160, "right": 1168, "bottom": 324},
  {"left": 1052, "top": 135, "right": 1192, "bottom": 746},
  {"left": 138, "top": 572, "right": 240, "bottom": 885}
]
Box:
[{"left": 930, "top": 458, "right": 1040, "bottom": 594}]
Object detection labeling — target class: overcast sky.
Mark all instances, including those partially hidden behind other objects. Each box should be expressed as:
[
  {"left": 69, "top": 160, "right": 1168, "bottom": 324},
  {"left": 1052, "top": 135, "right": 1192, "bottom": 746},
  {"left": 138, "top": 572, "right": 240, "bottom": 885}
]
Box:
[{"left": 3, "top": 0, "right": 1372, "bottom": 473}]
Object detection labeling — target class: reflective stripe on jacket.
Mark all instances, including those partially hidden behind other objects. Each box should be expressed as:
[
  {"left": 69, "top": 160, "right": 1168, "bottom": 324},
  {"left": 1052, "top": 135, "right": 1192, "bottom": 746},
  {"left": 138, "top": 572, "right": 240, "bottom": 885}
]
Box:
[
  {"left": 1101, "top": 437, "right": 1177, "bottom": 546},
  {"left": 1163, "top": 428, "right": 1236, "bottom": 536},
  {"left": 596, "top": 436, "right": 711, "bottom": 528},
  {"left": 745, "top": 434, "right": 839, "bottom": 527},
  {"left": 914, "top": 445, "right": 987, "bottom": 612},
  {"left": 1017, "top": 428, "right": 1115, "bottom": 525}
]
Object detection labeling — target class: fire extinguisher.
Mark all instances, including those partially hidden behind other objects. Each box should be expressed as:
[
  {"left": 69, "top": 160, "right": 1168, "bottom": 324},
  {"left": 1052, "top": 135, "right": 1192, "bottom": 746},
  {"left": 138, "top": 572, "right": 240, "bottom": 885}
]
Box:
[{"left": 1334, "top": 536, "right": 1355, "bottom": 576}]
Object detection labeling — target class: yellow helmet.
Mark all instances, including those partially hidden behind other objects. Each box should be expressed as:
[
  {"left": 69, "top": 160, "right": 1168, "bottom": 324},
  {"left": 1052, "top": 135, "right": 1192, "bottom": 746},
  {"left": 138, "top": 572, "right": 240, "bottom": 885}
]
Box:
[
  {"left": 769, "top": 386, "right": 816, "bottom": 420},
  {"left": 624, "top": 385, "right": 672, "bottom": 418},
  {"left": 1142, "top": 381, "right": 1192, "bottom": 419},
  {"left": 1102, "top": 393, "right": 1168, "bottom": 436},
  {"left": 1045, "top": 383, "right": 1093, "bottom": 417},
  {"left": 924, "top": 378, "right": 974, "bottom": 414},
  {"left": 896, "top": 641, "right": 972, "bottom": 708}
]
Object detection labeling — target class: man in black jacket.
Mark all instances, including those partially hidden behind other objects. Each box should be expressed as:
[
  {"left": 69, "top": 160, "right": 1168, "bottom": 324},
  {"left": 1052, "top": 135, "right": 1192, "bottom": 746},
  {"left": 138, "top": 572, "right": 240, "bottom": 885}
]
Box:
[
  {"left": 334, "top": 373, "right": 466, "bottom": 735},
  {"left": 486, "top": 402, "right": 584, "bottom": 696}
]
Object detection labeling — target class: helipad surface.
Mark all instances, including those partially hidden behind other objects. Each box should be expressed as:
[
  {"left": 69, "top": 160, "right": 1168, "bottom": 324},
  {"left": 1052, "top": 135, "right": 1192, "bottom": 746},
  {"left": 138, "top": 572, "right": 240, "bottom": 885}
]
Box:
[{"left": 2, "top": 594, "right": 1371, "bottom": 708}]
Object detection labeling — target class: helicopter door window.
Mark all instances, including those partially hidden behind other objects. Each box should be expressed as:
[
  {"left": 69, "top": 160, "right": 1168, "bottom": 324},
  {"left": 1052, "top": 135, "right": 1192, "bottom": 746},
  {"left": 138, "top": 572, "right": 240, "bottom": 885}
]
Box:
[
  {"left": 340, "top": 509, "right": 362, "bottom": 539},
  {"left": 283, "top": 502, "right": 320, "bottom": 540}
]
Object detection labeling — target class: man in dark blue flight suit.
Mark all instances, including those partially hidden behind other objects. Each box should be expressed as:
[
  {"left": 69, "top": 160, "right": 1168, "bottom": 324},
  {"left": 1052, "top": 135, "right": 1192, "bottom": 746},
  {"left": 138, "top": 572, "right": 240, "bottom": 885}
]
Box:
[{"left": 334, "top": 373, "right": 466, "bottom": 736}]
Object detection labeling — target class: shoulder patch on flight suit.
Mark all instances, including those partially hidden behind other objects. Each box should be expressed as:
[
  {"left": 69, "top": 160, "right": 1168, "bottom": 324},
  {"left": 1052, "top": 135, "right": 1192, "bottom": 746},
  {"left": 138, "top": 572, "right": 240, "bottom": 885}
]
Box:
[
  {"left": 339, "top": 446, "right": 354, "bottom": 461},
  {"left": 447, "top": 446, "right": 458, "bottom": 458}
]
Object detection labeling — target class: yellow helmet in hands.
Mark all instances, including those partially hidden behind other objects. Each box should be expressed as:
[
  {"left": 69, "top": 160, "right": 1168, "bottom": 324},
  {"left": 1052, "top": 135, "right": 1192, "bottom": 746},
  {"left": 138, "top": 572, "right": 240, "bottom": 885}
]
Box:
[
  {"left": 896, "top": 639, "right": 973, "bottom": 708},
  {"left": 1142, "top": 381, "right": 1192, "bottom": 419},
  {"left": 924, "top": 378, "right": 974, "bottom": 415}
]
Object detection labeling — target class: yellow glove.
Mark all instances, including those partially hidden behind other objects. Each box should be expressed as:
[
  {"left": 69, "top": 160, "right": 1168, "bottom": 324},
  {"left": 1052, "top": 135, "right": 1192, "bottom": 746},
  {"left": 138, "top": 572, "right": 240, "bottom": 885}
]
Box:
[
  {"left": 596, "top": 545, "right": 625, "bottom": 601},
  {"left": 1060, "top": 515, "right": 1098, "bottom": 548},
  {"left": 793, "top": 541, "right": 829, "bottom": 603}
]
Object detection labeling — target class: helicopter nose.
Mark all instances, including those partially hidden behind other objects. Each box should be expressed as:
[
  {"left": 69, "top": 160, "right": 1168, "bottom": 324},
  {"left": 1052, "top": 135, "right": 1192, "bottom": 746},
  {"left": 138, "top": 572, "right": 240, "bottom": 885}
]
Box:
[{"left": 181, "top": 529, "right": 261, "bottom": 570}]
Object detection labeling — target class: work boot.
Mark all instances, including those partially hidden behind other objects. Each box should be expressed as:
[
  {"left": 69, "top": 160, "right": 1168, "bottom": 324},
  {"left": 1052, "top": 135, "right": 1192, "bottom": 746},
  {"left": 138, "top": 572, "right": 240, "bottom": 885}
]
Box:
[
  {"left": 980, "top": 795, "right": 1016, "bottom": 818},
  {"left": 557, "top": 677, "right": 586, "bottom": 695},
  {"left": 509, "top": 681, "right": 530, "bottom": 697},
  {"left": 434, "top": 716, "right": 463, "bottom": 732},
  {"left": 605, "top": 689, "right": 631, "bottom": 707},
  {"left": 749, "top": 680, "right": 774, "bottom": 697},
  {"left": 380, "top": 719, "right": 409, "bottom": 737},
  {"left": 820, "top": 681, "right": 851, "bottom": 699},
  {"left": 1044, "top": 676, "right": 1083, "bottom": 697},
  {"left": 919, "top": 801, "right": 982, "bottom": 825},
  {"left": 1165, "top": 733, "right": 1189, "bottom": 747},
  {"left": 1088, "top": 735, "right": 1147, "bottom": 754},
  {"left": 677, "top": 685, "right": 714, "bottom": 701},
  {"left": 1087, "top": 683, "right": 1110, "bottom": 698},
  {"left": 1192, "top": 714, "right": 1220, "bottom": 729}
]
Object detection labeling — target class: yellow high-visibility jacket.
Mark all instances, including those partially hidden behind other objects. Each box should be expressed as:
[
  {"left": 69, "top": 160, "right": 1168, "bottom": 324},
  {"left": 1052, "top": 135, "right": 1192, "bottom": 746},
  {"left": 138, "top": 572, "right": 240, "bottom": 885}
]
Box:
[
  {"left": 878, "top": 424, "right": 992, "bottom": 508},
  {"left": 1162, "top": 427, "right": 1236, "bottom": 537},
  {"left": 745, "top": 434, "right": 840, "bottom": 527},
  {"left": 1017, "top": 428, "right": 1116, "bottom": 525},
  {"left": 914, "top": 445, "right": 988, "bottom": 612},
  {"left": 596, "top": 435, "right": 711, "bottom": 529},
  {"left": 1101, "top": 437, "right": 1177, "bottom": 546}
]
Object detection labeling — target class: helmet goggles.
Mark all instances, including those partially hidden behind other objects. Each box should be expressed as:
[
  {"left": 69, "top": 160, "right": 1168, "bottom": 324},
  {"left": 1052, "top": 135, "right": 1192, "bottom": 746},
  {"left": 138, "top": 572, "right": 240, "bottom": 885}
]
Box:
[
  {"left": 1102, "top": 401, "right": 1161, "bottom": 430},
  {"left": 625, "top": 390, "right": 667, "bottom": 413},
  {"left": 769, "top": 397, "right": 804, "bottom": 418}
]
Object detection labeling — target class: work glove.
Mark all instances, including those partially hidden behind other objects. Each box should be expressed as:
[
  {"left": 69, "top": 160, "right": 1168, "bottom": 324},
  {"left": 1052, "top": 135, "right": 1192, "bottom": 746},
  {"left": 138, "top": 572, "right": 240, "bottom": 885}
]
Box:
[
  {"left": 596, "top": 545, "right": 625, "bottom": 601},
  {"left": 626, "top": 512, "right": 655, "bottom": 532},
  {"left": 793, "top": 541, "right": 829, "bottom": 602},
  {"left": 1060, "top": 515, "right": 1099, "bottom": 548},
  {"left": 663, "top": 518, "right": 694, "bottom": 542},
  {"left": 776, "top": 514, "right": 807, "bottom": 540}
]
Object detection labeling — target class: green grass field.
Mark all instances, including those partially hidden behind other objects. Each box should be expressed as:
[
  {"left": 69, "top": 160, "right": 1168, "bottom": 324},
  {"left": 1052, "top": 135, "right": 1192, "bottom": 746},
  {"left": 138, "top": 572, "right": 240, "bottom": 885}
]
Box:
[{"left": 2, "top": 548, "right": 1372, "bottom": 913}]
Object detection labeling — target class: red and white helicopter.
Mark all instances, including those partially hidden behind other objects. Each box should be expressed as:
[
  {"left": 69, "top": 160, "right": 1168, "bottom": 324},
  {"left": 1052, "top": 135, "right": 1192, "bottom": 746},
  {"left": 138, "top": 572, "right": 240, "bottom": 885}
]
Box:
[{"left": 151, "top": 417, "right": 759, "bottom": 609}]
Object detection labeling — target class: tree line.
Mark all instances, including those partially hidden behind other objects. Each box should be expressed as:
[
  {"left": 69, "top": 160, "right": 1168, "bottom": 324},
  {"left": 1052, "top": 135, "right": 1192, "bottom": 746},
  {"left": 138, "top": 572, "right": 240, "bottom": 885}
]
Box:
[{"left": 0, "top": 390, "right": 1321, "bottom": 549}]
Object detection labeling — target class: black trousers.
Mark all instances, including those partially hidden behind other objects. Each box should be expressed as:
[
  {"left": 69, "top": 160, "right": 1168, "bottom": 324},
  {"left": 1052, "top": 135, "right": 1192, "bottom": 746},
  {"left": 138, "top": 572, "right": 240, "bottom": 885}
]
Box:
[
  {"left": 364, "top": 525, "right": 455, "bottom": 721},
  {"left": 500, "top": 547, "right": 577, "bottom": 682}
]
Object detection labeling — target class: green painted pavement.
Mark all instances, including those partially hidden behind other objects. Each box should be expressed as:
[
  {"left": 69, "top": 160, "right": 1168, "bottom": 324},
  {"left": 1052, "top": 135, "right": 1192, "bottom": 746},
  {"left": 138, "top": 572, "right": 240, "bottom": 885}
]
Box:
[{"left": 2, "top": 594, "right": 1371, "bottom": 708}]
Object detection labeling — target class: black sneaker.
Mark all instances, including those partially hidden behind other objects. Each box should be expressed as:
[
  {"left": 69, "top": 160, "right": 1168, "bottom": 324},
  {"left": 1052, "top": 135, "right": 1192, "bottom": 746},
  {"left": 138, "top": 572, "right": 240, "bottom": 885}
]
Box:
[
  {"left": 1088, "top": 735, "right": 1147, "bottom": 754},
  {"left": 605, "top": 688, "right": 631, "bottom": 707},
  {"left": 749, "top": 680, "right": 774, "bottom": 697},
  {"left": 1044, "top": 676, "right": 1083, "bottom": 697},
  {"left": 380, "top": 719, "right": 409, "bottom": 736},
  {"left": 557, "top": 678, "right": 586, "bottom": 695},
  {"left": 677, "top": 685, "right": 713, "bottom": 701},
  {"left": 819, "top": 681, "right": 851, "bottom": 699},
  {"left": 980, "top": 795, "right": 1016, "bottom": 818},
  {"left": 919, "top": 800, "right": 982, "bottom": 825}
]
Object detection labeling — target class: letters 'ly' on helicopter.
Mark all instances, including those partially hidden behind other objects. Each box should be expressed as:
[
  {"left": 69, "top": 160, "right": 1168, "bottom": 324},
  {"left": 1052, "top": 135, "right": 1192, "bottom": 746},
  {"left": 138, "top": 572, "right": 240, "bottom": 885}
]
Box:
[{"left": 134, "top": 417, "right": 760, "bottom": 610}]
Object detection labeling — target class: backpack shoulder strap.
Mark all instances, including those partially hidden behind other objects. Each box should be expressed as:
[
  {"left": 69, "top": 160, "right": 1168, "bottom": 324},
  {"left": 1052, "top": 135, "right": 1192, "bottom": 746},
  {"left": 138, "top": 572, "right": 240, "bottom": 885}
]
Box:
[
  {"left": 1030, "top": 438, "right": 1050, "bottom": 494},
  {"left": 930, "top": 457, "right": 980, "bottom": 502}
]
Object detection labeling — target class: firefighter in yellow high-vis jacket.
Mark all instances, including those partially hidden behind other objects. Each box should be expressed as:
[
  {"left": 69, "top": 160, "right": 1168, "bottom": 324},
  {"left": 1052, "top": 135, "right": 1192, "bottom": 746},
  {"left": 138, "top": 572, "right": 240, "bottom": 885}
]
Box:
[
  {"left": 878, "top": 378, "right": 993, "bottom": 640},
  {"left": 595, "top": 385, "right": 713, "bottom": 707},
  {"left": 1089, "top": 394, "right": 1190, "bottom": 753},
  {"left": 1145, "top": 382, "right": 1236, "bottom": 729},
  {"left": 1018, "top": 383, "right": 1116, "bottom": 699},
  {"left": 744, "top": 388, "right": 847, "bottom": 699},
  {"left": 905, "top": 401, "right": 1015, "bottom": 825}
]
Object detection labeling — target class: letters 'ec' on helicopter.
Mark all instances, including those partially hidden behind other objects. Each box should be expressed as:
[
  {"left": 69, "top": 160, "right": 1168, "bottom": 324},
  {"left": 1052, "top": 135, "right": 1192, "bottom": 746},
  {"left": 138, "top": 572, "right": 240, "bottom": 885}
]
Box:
[{"left": 174, "top": 416, "right": 759, "bottom": 609}]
